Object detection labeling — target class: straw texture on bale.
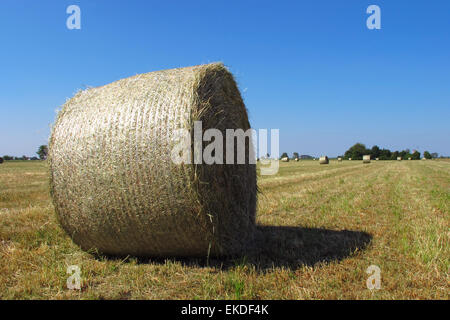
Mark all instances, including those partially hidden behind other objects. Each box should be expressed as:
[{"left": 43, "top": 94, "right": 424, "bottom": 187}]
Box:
[
  {"left": 49, "top": 63, "right": 257, "bottom": 257},
  {"left": 363, "top": 155, "right": 371, "bottom": 164},
  {"left": 319, "top": 156, "right": 329, "bottom": 164}
]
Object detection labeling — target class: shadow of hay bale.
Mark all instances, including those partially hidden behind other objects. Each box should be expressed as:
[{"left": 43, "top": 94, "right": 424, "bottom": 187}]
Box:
[
  {"left": 248, "top": 226, "right": 372, "bottom": 269},
  {"left": 99, "top": 225, "right": 372, "bottom": 271}
]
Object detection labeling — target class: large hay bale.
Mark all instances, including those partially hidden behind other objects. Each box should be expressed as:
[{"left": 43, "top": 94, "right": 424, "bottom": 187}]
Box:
[
  {"left": 397, "top": 157, "right": 402, "bottom": 161},
  {"left": 49, "top": 63, "right": 256, "bottom": 257},
  {"left": 319, "top": 156, "right": 329, "bottom": 164},
  {"left": 363, "top": 155, "right": 371, "bottom": 164}
]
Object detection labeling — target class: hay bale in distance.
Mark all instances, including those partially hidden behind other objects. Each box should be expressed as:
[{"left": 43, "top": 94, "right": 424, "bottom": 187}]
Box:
[
  {"left": 363, "top": 155, "right": 371, "bottom": 164},
  {"left": 281, "top": 157, "right": 289, "bottom": 162},
  {"left": 0, "top": 157, "right": 3, "bottom": 164},
  {"left": 397, "top": 157, "right": 402, "bottom": 161},
  {"left": 337, "top": 157, "right": 342, "bottom": 162},
  {"left": 319, "top": 156, "right": 329, "bottom": 164},
  {"left": 408, "top": 157, "right": 412, "bottom": 160},
  {"left": 49, "top": 63, "right": 256, "bottom": 257},
  {"left": 348, "top": 158, "right": 352, "bottom": 161},
  {"left": 375, "top": 158, "right": 379, "bottom": 161},
  {"left": 294, "top": 158, "right": 299, "bottom": 162}
]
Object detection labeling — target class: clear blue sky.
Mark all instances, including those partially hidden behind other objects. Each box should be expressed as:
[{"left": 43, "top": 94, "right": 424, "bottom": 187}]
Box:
[{"left": 1, "top": 0, "right": 449, "bottom": 157}]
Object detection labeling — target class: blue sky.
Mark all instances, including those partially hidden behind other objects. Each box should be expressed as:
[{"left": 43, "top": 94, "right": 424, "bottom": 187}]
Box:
[{"left": 0, "top": 0, "right": 449, "bottom": 157}]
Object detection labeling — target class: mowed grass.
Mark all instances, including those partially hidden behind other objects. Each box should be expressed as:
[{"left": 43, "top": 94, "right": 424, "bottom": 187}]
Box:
[{"left": 0, "top": 160, "right": 448, "bottom": 299}]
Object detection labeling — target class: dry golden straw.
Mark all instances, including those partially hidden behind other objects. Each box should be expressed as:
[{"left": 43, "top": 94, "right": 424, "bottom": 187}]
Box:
[
  {"left": 363, "top": 155, "right": 371, "bottom": 164},
  {"left": 319, "top": 156, "right": 329, "bottom": 164},
  {"left": 49, "top": 63, "right": 257, "bottom": 257}
]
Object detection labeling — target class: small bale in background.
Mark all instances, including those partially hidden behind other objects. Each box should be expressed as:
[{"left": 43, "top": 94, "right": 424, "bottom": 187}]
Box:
[{"left": 319, "top": 156, "right": 329, "bottom": 164}]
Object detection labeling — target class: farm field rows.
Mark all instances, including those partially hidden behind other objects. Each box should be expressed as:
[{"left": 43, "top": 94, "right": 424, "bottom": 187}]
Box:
[{"left": 0, "top": 160, "right": 448, "bottom": 299}]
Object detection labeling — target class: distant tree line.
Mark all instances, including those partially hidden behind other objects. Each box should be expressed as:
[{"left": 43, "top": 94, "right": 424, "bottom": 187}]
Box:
[
  {"left": 342, "top": 143, "right": 438, "bottom": 160},
  {"left": 2, "top": 155, "right": 41, "bottom": 161},
  {"left": 278, "top": 143, "right": 442, "bottom": 161},
  {"left": 2, "top": 145, "right": 48, "bottom": 161}
]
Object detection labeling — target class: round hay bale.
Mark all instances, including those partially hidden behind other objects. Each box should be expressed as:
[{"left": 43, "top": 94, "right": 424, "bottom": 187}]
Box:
[
  {"left": 0, "top": 157, "right": 3, "bottom": 164},
  {"left": 49, "top": 63, "right": 256, "bottom": 257},
  {"left": 294, "top": 158, "right": 299, "bottom": 162},
  {"left": 375, "top": 158, "right": 379, "bottom": 161},
  {"left": 348, "top": 158, "right": 352, "bottom": 161},
  {"left": 363, "top": 155, "right": 371, "bottom": 164},
  {"left": 408, "top": 157, "right": 412, "bottom": 160},
  {"left": 281, "top": 157, "right": 289, "bottom": 162},
  {"left": 397, "top": 157, "right": 402, "bottom": 161},
  {"left": 337, "top": 157, "right": 342, "bottom": 162},
  {"left": 319, "top": 156, "right": 329, "bottom": 164}
]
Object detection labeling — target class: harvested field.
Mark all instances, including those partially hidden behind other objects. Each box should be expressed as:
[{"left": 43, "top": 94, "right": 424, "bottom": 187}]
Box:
[{"left": 0, "top": 160, "right": 448, "bottom": 299}]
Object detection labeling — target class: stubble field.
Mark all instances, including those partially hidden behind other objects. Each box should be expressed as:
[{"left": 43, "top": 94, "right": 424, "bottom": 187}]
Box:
[{"left": 0, "top": 159, "right": 448, "bottom": 299}]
